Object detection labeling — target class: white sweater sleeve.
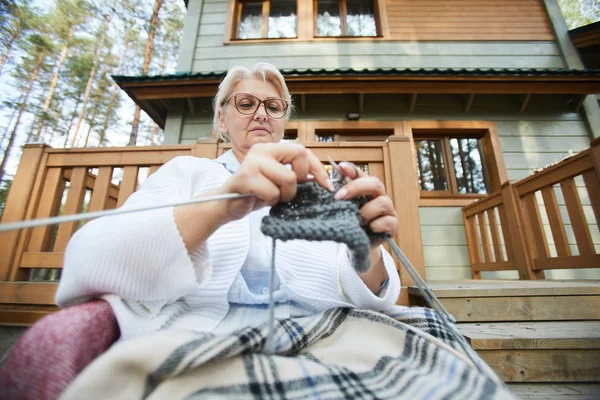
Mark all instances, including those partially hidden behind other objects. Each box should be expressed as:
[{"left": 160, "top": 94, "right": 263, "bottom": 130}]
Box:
[
  {"left": 338, "top": 245, "right": 401, "bottom": 310},
  {"left": 55, "top": 156, "right": 220, "bottom": 310}
]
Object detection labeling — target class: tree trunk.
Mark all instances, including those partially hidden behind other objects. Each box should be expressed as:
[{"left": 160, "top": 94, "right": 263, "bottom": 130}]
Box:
[
  {"left": 149, "top": 48, "right": 168, "bottom": 145},
  {"left": 98, "top": 40, "right": 130, "bottom": 146},
  {"left": 0, "top": 50, "right": 46, "bottom": 183},
  {"left": 0, "top": 97, "right": 22, "bottom": 150},
  {"left": 82, "top": 101, "right": 100, "bottom": 147},
  {"left": 64, "top": 95, "right": 82, "bottom": 147},
  {"left": 128, "top": 0, "right": 164, "bottom": 146},
  {"left": 0, "top": 30, "right": 19, "bottom": 74},
  {"left": 32, "top": 26, "right": 73, "bottom": 142},
  {"left": 69, "top": 5, "right": 115, "bottom": 147}
]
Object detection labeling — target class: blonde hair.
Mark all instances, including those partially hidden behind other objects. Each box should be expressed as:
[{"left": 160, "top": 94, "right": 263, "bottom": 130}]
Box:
[{"left": 212, "top": 62, "right": 293, "bottom": 142}]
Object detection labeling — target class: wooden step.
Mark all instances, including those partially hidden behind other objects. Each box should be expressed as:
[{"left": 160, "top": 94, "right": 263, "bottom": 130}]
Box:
[
  {"left": 409, "top": 280, "right": 600, "bottom": 322},
  {"left": 507, "top": 383, "right": 600, "bottom": 399},
  {"left": 459, "top": 321, "right": 600, "bottom": 382}
]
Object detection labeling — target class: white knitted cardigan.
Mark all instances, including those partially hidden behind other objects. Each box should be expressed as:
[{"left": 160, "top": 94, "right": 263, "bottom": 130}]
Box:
[{"left": 55, "top": 156, "right": 401, "bottom": 340}]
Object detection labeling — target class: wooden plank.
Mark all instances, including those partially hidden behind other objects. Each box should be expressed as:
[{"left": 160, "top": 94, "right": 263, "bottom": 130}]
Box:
[
  {"left": 53, "top": 167, "right": 87, "bottom": 252},
  {"left": 472, "top": 261, "right": 515, "bottom": 272},
  {"left": 367, "top": 162, "right": 384, "bottom": 185},
  {"left": 117, "top": 166, "right": 139, "bottom": 207},
  {"left": 25, "top": 167, "right": 65, "bottom": 259},
  {"left": 522, "top": 193, "right": 550, "bottom": 259},
  {"left": 533, "top": 255, "right": 600, "bottom": 270},
  {"left": 0, "top": 304, "right": 59, "bottom": 326},
  {"left": 463, "top": 215, "right": 482, "bottom": 279},
  {"left": 582, "top": 169, "right": 600, "bottom": 226},
  {"left": 62, "top": 168, "right": 119, "bottom": 200},
  {"left": 516, "top": 154, "right": 593, "bottom": 196},
  {"left": 0, "top": 282, "right": 58, "bottom": 305},
  {"left": 501, "top": 183, "right": 542, "bottom": 279},
  {"left": 147, "top": 165, "right": 160, "bottom": 177},
  {"left": 310, "top": 147, "right": 384, "bottom": 162},
  {"left": 487, "top": 209, "right": 503, "bottom": 262},
  {"left": 477, "top": 212, "right": 492, "bottom": 263},
  {"left": 507, "top": 383, "right": 600, "bottom": 399},
  {"left": 459, "top": 321, "right": 600, "bottom": 350},
  {"left": 497, "top": 204, "right": 514, "bottom": 262},
  {"left": 462, "top": 192, "right": 502, "bottom": 217},
  {"left": 387, "top": 135, "right": 425, "bottom": 284},
  {"left": 407, "top": 280, "right": 600, "bottom": 298},
  {"left": 46, "top": 149, "right": 191, "bottom": 167},
  {"left": 0, "top": 144, "right": 48, "bottom": 281},
  {"left": 87, "top": 167, "right": 113, "bottom": 212},
  {"left": 428, "top": 296, "right": 600, "bottom": 322},
  {"left": 20, "top": 252, "right": 64, "bottom": 269},
  {"left": 479, "top": 349, "right": 600, "bottom": 382},
  {"left": 560, "top": 178, "right": 595, "bottom": 256},
  {"left": 541, "top": 186, "right": 571, "bottom": 257}
]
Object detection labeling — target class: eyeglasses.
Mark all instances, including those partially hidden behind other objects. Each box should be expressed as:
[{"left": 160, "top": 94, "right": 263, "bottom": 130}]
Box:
[{"left": 222, "top": 93, "right": 289, "bottom": 119}]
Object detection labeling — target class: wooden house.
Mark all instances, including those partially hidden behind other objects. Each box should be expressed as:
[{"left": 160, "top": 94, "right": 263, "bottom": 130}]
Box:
[{"left": 1, "top": 0, "right": 599, "bottom": 391}]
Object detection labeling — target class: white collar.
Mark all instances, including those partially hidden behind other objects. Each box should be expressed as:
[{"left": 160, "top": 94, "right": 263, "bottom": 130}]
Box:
[{"left": 214, "top": 149, "right": 241, "bottom": 174}]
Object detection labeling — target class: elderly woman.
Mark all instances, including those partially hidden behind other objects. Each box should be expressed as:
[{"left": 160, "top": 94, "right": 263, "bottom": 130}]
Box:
[
  {"left": 54, "top": 62, "right": 401, "bottom": 340},
  {"left": 2, "top": 63, "right": 511, "bottom": 400}
]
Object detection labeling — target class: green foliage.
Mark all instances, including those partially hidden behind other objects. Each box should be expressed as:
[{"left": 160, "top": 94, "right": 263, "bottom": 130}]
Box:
[{"left": 558, "top": 0, "right": 600, "bottom": 29}]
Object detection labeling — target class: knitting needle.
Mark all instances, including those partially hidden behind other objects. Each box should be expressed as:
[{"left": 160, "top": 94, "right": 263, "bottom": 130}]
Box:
[{"left": 0, "top": 192, "right": 251, "bottom": 233}]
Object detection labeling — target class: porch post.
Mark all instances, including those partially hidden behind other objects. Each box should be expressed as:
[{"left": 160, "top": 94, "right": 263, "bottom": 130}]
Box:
[
  {"left": 387, "top": 135, "right": 426, "bottom": 292},
  {"left": 0, "top": 144, "right": 49, "bottom": 281}
]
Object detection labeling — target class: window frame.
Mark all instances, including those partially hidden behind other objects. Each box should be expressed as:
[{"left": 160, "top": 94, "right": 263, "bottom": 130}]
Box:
[
  {"left": 313, "top": 0, "right": 382, "bottom": 38},
  {"left": 231, "top": 0, "right": 300, "bottom": 41},
  {"left": 414, "top": 134, "right": 491, "bottom": 198},
  {"left": 410, "top": 121, "right": 507, "bottom": 207},
  {"left": 224, "top": 0, "right": 389, "bottom": 43}
]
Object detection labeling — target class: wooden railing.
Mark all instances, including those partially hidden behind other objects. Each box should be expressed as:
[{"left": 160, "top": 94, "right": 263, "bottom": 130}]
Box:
[
  {"left": 463, "top": 138, "right": 600, "bottom": 279},
  {"left": 0, "top": 136, "right": 425, "bottom": 323}
]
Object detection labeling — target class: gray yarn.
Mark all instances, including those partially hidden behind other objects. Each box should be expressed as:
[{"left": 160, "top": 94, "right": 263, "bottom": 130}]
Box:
[{"left": 260, "top": 180, "right": 388, "bottom": 273}]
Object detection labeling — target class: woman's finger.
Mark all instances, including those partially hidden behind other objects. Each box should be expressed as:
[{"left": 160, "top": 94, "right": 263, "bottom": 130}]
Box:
[
  {"left": 306, "top": 150, "right": 334, "bottom": 191},
  {"left": 334, "top": 176, "right": 386, "bottom": 200},
  {"left": 259, "top": 158, "right": 298, "bottom": 202},
  {"left": 338, "top": 161, "right": 368, "bottom": 180},
  {"left": 360, "top": 196, "right": 396, "bottom": 224},
  {"left": 369, "top": 215, "right": 398, "bottom": 236}
]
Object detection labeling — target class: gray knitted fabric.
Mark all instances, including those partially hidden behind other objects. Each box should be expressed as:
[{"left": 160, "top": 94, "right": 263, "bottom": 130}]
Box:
[{"left": 260, "top": 180, "right": 389, "bottom": 273}]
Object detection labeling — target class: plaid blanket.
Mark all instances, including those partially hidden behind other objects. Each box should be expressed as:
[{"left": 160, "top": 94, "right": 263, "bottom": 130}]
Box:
[{"left": 61, "top": 307, "right": 515, "bottom": 400}]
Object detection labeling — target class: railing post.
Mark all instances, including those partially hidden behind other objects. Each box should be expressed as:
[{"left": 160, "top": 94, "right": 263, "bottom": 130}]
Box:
[
  {"left": 0, "top": 144, "right": 49, "bottom": 281},
  {"left": 192, "top": 137, "right": 219, "bottom": 159},
  {"left": 387, "top": 135, "right": 426, "bottom": 289},
  {"left": 499, "top": 182, "right": 544, "bottom": 280}
]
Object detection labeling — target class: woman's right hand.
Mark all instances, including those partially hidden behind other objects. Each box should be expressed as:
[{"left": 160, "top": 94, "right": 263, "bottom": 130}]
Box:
[{"left": 216, "top": 143, "right": 334, "bottom": 223}]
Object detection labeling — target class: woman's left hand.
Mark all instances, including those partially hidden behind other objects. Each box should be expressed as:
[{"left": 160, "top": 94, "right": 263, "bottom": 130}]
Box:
[{"left": 334, "top": 162, "right": 398, "bottom": 247}]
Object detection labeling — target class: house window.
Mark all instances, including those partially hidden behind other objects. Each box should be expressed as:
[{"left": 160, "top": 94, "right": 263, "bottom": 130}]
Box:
[
  {"left": 236, "top": 0, "right": 297, "bottom": 40},
  {"left": 415, "top": 136, "right": 491, "bottom": 195},
  {"left": 316, "top": 0, "right": 378, "bottom": 37}
]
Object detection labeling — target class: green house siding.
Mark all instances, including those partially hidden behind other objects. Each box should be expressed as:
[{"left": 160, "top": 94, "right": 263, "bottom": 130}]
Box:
[{"left": 181, "top": 0, "right": 565, "bottom": 73}]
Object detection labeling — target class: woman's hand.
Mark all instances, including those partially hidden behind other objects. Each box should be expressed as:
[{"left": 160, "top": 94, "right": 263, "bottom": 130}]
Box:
[
  {"left": 217, "top": 143, "right": 333, "bottom": 223},
  {"left": 334, "top": 162, "right": 398, "bottom": 247},
  {"left": 333, "top": 162, "right": 397, "bottom": 294}
]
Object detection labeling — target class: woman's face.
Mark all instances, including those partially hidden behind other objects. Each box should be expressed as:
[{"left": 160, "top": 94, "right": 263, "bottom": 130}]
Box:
[{"left": 219, "top": 78, "right": 287, "bottom": 156}]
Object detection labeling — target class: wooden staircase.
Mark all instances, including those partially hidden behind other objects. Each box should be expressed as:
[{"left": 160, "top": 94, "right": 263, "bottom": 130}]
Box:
[{"left": 408, "top": 280, "right": 600, "bottom": 383}]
